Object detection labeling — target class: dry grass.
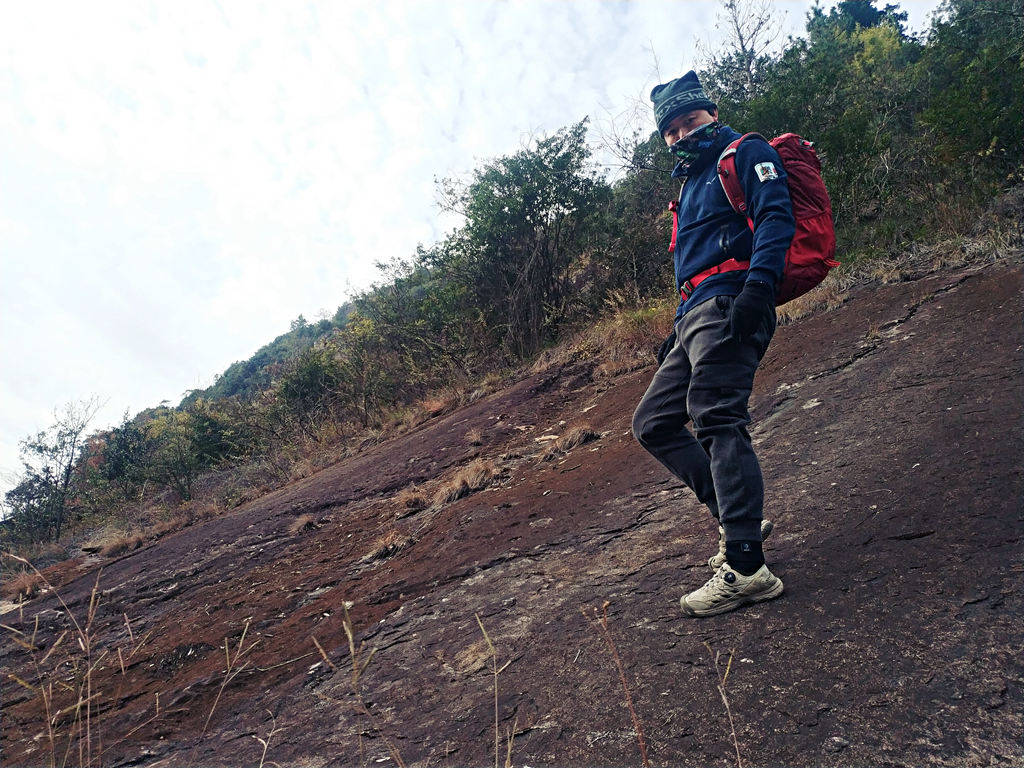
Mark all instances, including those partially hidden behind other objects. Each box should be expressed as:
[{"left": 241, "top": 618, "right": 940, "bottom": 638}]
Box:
[
  {"left": 355, "top": 427, "right": 386, "bottom": 451},
  {"left": 288, "top": 514, "right": 318, "bottom": 536},
  {"left": 94, "top": 501, "right": 221, "bottom": 554},
  {"left": 362, "top": 530, "right": 415, "bottom": 563},
  {"left": 432, "top": 459, "right": 495, "bottom": 507},
  {"left": 474, "top": 614, "right": 516, "bottom": 768},
  {"left": 465, "top": 427, "right": 484, "bottom": 446},
  {"left": 384, "top": 405, "right": 418, "bottom": 435},
  {"left": 530, "top": 299, "right": 675, "bottom": 380},
  {"left": 99, "top": 533, "right": 145, "bottom": 558},
  {"left": 0, "top": 541, "right": 69, "bottom": 575},
  {"left": 286, "top": 441, "right": 348, "bottom": 482},
  {"left": 180, "top": 499, "right": 224, "bottom": 524},
  {"left": 541, "top": 425, "right": 600, "bottom": 462},
  {"left": 288, "top": 454, "right": 317, "bottom": 482},
  {"left": 466, "top": 372, "right": 503, "bottom": 404},
  {"left": 2, "top": 569, "right": 45, "bottom": 600},
  {"left": 706, "top": 642, "right": 744, "bottom": 768},
  {"left": 2, "top": 554, "right": 163, "bottom": 768},
  {"left": 187, "top": 618, "right": 261, "bottom": 767},
  {"left": 6, "top": 550, "right": 269, "bottom": 767},
  {"left": 585, "top": 601, "right": 650, "bottom": 767},
  {"left": 148, "top": 512, "right": 192, "bottom": 539},
  {"left": 780, "top": 208, "right": 1021, "bottom": 324},
  {"left": 594, "top": 358, "right": 648, "bottom": 379},
  {"left": 31, "top": 541, "right": 68, "bottom": 564},
  {"left": 777, "top": 272, "right": 850, "bottom": 324},
  {"left": 312, "top": 606, "right": 407, "bottom": 768},
  {"left": 395, "top": 484, "right": 429, "bottom": 515},
  {"left": 418, "top": 391, "right": 460, "bottom": 419},
  {"left": 557, "top": 425, "right": 600, "bottom": 452}
]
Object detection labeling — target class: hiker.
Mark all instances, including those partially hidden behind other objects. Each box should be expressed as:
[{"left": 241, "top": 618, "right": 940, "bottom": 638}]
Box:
[{"left": 632, "top": 71, "right": 794, "bottom": 617}]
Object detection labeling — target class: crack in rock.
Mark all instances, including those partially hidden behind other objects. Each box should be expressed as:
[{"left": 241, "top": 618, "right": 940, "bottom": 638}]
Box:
[{"left": 810, "top": 273, "right": 976, "bottom": 381}]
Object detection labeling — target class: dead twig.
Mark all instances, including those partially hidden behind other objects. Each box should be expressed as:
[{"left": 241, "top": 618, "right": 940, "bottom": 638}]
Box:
[
  {"left": 186, "top": 618, "right": 260, "bottom": 768},
  {"left": 313, "top": 604, "right": 406, "bottom": 768},
  {"left": 475, "top": 614, "right": 513, "bottom": 768},
  {"left": 705, "top": 641, "right": 743, "bottom": 768},
  {"left": 583, "top": 601, "right": 649, "bottom": 767},
  {"left": 253, "top": 709, "right": 283, "bottom": 768}
]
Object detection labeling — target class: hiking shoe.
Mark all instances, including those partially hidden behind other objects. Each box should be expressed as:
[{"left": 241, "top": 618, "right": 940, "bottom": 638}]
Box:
[
  {"left": 680, "top": 562, "right": 784, "bottom": 617},
  {"left": 708, "top": 519, "right": 775, "bottom": 570}
]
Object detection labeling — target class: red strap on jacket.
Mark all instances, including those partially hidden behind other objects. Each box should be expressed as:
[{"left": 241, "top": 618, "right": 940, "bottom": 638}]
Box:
[
  {"left": 668, "top": 200, "right": 679, "bottom": 252},
  {"left": 679, "top": 258, "right": 750, "bottom": 299},
  {"left": 717, "top": 133, "right": 762, "bottom": 232}
]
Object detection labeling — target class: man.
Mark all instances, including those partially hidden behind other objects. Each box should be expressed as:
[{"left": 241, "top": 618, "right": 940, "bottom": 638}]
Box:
[{"left": 632, "top": 70, "right": 795, "bottom": 617}]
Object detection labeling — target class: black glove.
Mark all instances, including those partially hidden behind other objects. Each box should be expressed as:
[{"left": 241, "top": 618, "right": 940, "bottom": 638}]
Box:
[
  {"left": 656, "top": 330, "right": 676, "bottom": 365},
  {"left": 729, "top": 280, "right": 775, "bottom": 343}
]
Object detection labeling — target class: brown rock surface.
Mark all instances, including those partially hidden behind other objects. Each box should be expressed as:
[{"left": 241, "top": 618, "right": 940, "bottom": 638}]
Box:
[{"left": 3, "top": 263, "right": 1022, "bottom": 767}]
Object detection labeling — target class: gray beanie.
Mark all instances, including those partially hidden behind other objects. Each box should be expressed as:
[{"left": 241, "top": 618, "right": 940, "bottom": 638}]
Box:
[{"left": 650, "top": 71, "right": 717, "bottom": 135}]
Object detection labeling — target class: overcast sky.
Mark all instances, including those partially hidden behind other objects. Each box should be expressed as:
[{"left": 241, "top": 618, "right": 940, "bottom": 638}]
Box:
[{"left": 0, "top": 1, "right": 942, "bottom": 495}]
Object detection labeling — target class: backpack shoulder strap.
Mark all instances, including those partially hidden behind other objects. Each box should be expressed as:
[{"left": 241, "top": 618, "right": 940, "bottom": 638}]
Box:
[
  {"left": 716, "top": 132, "right": 767, "bottom": 217},
  {"left": 667, "top": 178, "right": 687, "bottom": 253}
]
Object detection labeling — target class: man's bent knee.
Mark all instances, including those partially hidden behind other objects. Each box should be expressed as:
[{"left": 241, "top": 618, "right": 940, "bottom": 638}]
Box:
[{"left": 631, "top": 402, "right": 653, "bottom": 446}]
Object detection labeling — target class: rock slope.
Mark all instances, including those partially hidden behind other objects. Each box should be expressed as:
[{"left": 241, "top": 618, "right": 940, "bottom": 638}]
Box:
[{"left": 3, "top": 261, "right": 1021, "bottom": 767}]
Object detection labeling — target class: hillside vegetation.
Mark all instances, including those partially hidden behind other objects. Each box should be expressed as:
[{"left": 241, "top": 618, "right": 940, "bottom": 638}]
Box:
[{"left": 2, "top": 0, "right": 1021, "bottom": 567}]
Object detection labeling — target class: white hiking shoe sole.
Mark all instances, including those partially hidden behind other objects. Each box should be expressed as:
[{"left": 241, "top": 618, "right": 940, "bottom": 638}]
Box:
[
  {"left": 708, "top": 519, "right": 775, "bottom": 570},
  {"left": 680, "top": 562, "right": 784, "bottom": 617}
]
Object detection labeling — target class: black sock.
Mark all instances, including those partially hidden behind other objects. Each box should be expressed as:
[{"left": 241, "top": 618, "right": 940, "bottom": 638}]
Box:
[{"left": 726, "top": 540, "right": 764, "bottom": 576}]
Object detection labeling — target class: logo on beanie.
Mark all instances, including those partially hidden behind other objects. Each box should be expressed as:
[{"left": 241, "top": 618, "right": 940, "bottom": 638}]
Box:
[{"left": 661, "top": 88, "right": 709, "bottom": 112}]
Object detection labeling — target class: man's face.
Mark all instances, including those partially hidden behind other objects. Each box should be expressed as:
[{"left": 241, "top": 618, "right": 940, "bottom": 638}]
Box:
[{"left": 662, "top": 108, "right": 719, "bottom": 146}]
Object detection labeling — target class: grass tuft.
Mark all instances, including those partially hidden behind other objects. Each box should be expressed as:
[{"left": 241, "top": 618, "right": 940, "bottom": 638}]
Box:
[
  {"left": 541, "top": 425, "right": 600, "bottom": 462},
  {"left": 431, "top": 459, "right": 495, "bottom": 507},
  {"left": 288, "top": 514, "right": 318, "bottom": 536},
  {"left": 395, "top": 484, "right": 428, "bottom": 515},
  {"left": 2, "top": 569, "right": 44, "bottom": 600},
  {"left": 99, "top": 533, "right": 145, "bottom": 558},
  {"left": 418, "top": 391, "right": 460, "bottom": 419},
  {"left": 362, "top": 530, "right": 415, "bottom": 563}
]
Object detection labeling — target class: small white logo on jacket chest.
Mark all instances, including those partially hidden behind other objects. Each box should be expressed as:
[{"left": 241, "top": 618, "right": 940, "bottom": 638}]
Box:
[{"left": 755, "top": 162, "right": 779, "bottom": 182}]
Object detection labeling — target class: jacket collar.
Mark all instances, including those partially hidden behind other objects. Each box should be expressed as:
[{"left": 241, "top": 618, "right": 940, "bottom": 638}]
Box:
[{"left": 671, "top": 124, "right": 742, "bottom": 179}]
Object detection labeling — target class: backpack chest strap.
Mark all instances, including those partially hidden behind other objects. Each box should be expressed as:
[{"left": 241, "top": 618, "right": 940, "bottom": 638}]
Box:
[{"left": 680, "top": 258, "right": 751, "bottom": 299}]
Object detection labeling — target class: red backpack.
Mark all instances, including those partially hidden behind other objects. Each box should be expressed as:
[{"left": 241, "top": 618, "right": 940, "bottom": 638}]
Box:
[
  {"left": 716, "top": 132, "right": 839, "bottom": 304},
  {"left": 667, "top": 133, "right": 839, "bottom": 305}
]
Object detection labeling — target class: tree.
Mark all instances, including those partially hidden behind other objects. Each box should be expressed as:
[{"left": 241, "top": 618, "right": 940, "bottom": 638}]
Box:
[
  {"left": 143, "top": 409, "right": 201, "bottom": 502},
  {"left": 806, "top": 0, "right": 908, "bottom": 40},
  {"left": 437, "top": 120, "right": 612, "bottom": 359},
  {"left": 918, "top": 0, "right": 1024, "bottom": 177},
  {"left": 600, "top": 132, "right": 678, "bottom": 303},
  {"left": 275, "top": 343, "right": 346, "bottom": 432},
  {"left": 698, "top": 0, "right": 784, "bottom": 104},
  {"left": 88, "top": 412, "right": 149, "bottom": 503},
  {"left": 2, "top": 398, "right": 101, "bottom": 542}
]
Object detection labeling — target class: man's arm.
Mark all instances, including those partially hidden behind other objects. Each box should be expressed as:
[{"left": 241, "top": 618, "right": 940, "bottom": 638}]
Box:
[
  {"left": 735, "top": 138, "right": 795, "bottom": 288},
  {"left": 725, "top": 138, "right": 796, "bottom": 342}
]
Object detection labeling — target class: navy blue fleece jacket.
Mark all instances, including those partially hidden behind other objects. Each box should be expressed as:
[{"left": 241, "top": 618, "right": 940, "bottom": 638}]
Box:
[{"left": 671, "top": 125, "right": 795, "bottom": 322}]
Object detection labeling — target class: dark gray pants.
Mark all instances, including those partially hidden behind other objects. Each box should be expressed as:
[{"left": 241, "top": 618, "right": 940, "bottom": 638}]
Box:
[{"left": 632, "top": 294, "right": 776, "bottom": 543}]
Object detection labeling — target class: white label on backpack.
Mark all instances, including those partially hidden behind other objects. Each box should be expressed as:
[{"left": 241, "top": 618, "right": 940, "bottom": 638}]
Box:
[{"left": 755, "top": 162, "right": 779, "bottom": 182}]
